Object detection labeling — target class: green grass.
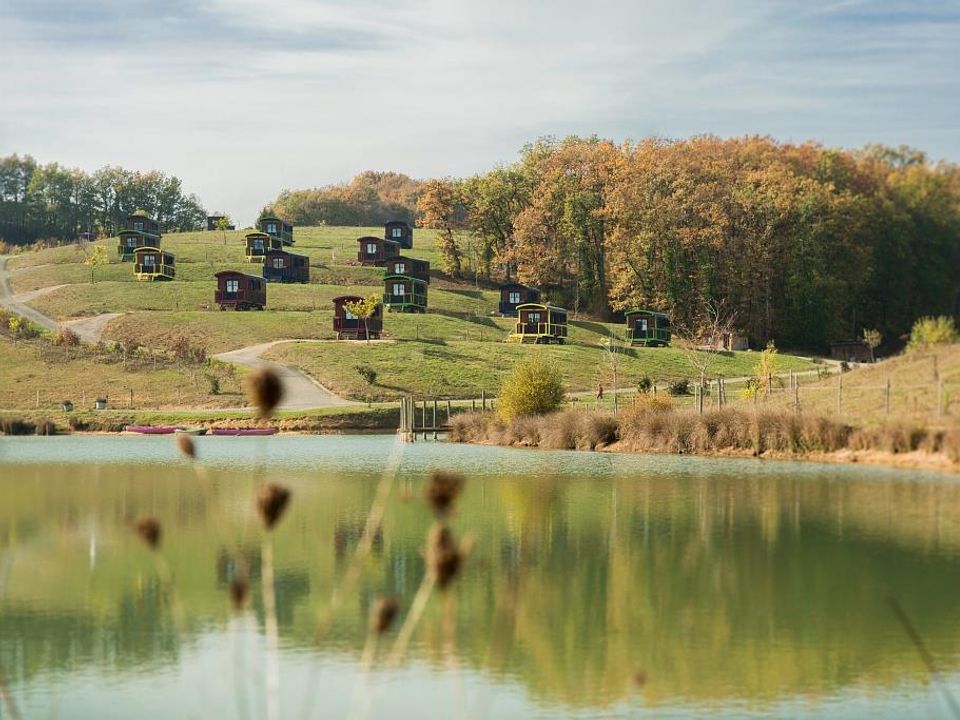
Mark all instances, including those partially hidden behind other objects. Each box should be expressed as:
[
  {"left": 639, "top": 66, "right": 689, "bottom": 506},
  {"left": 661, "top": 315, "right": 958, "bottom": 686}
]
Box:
[{"left": 265, "top": 338, "right": 817, "bottom": 401}]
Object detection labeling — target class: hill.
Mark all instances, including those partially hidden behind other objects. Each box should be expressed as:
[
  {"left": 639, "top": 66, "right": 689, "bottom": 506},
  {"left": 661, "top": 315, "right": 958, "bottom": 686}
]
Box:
[{"left": 1, "top": 225, "right": 818, "bottom": 410}]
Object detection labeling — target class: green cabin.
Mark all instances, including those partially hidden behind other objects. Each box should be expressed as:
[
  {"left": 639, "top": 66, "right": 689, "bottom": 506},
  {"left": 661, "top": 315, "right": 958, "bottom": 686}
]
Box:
[
  {"left": 383, "top": 274, "right": 427, "bottom": 313},
  {"left": 259, "top": 216, "right": 294, "bottom": 246},
  {"left": 244, "top": 232, "right": 282, "bottom": 262},
  {"left": 133, "top": 247, "right": 175, "bottom": 281},
  {"left": 509, "top": 303, "right": 568, "bottom": 344},
  {"left": 118, "top": 213, "right": 161, "bottom": 261},
  {"left": 625, "top": 309, "right": 671, "bottom": 347}
]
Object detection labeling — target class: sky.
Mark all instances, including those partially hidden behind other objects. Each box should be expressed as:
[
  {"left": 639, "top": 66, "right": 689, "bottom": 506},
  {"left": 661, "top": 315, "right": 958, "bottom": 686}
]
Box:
[{"left": 1, "top": 0, "right": 958, "bottom": 226}]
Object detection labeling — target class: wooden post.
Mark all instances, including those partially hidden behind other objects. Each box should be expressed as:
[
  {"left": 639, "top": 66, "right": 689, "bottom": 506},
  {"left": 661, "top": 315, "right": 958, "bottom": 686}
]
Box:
[
  {"left": 421, "top": 400, "right": 426, "bottom": 435},
  {"left": 446, "top": 399, "right": 451, "bottom": 425},
  {"left": 481, "top": 389, "right": 486, "bottom": 412},
  {"left": 836, "top": 373, "right": 842, "bottom": 416},
  {"left": 766, "top": 373, "right": 772, "bottom": 398},
  {"left": 794, "top": 381, "right": 800, "bottom": 413},
  {"left": 472, "top": 398, "right": 476, "bottom": 412},
  {"left": 433, "top": 399, "right": 438, "bottom": 439},
  {"left": 885, "top": 379, "right": 891, "bottom": 416},
  {"left": 129, "top": 388, "right": 134, "bottom": 409}
]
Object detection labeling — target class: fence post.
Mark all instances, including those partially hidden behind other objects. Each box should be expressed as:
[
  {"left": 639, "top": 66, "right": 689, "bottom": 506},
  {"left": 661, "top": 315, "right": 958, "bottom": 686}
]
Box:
[
  {"left": 129, "top": 388, "right": 134, "bottom": 409},
  {"left": 472, "top": 398, "right": 476, "bottom": 412},
  {"left": 446, "top": 399, "right": 451, "bottom": 425},
  {"left": 794, "top": 381, "right": 800, "bottom": 414},
  {"left": 836, "top": 374, "right": 842, "bottom": 416},
  {"left": 433, "top": 399, "right": 438, "bottom": 439},
  {"left": 481, "top": 389, "right": 486, "bottom": 412},
  {"left": 885, "top": 379, "right": 891, "bottom": 416}
]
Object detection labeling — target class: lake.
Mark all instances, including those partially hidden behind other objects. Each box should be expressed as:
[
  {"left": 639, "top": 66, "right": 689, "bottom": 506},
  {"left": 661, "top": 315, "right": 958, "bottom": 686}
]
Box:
[{"left": 2, "top": 435, "right": 960, "bottom": 719}]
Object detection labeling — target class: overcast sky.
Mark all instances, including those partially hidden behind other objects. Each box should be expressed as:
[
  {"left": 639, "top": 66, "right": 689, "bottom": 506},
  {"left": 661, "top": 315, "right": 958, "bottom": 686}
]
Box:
[{"left": 1, "top": 0, "right": 958, "bottom": 225}]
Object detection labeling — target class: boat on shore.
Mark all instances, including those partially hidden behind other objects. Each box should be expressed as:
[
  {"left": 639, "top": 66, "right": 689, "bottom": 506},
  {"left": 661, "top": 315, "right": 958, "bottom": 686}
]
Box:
[
  {"left": 174, "top": 427, "right": 207, "bottom": 436},
  {"left": 210, "top": 428, "right": 277, "bottom": 436},
  {"left": 123, "top": 425, "right": 181, "bottom": 435}
]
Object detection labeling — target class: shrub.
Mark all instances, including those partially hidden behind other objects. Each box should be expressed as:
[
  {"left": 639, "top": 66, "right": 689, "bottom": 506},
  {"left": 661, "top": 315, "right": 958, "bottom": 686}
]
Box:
[
  {"left": 668, "top": 379, "right": 690, "bottom": 396},
  {"left": 55, "top": 326, "right": 81, "bottom": 347},
  {"left": 637, "top": 376, "right": 652, "bottom": 393},
  {"left": 449, "top": 411, "right": 491, "bottom": 443},
  {"left": 206, "top": 373, "right": 221, "bottom": 395},
  {"left": 907, "top": 316, "right": 958, "bottom": 351},
  {"left": 355, "top": 364, "right": 377, "bottom": 386},
  {"left": 497, "top": 356, "right": 565, "bottom": 421}
]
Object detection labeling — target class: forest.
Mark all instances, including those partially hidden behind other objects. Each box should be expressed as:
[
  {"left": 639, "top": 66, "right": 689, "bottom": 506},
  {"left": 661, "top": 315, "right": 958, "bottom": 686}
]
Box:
[{"left": 0, "top": 155, "right": 207, "bottom": 245}]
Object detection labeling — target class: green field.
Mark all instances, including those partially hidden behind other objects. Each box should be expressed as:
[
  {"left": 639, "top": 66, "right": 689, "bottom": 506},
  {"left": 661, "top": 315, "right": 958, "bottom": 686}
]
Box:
[{"left": 2, "top": 225, "right": 821, "bottom": 408}]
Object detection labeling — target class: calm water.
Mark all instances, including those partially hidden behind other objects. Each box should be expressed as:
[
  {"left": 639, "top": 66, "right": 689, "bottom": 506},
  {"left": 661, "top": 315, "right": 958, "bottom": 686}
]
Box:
[{"left": 2, "top": 435, "right": 960, "bottom": 719}]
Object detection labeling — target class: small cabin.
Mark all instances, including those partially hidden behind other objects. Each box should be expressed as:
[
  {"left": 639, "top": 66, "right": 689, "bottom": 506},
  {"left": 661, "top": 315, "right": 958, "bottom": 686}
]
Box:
[
  {"left": 830, "top": 339, "right": 873, "bottom": 363},
  {"left": 333, "top": 295, "right": 383, "bottom": 340},
  {"left": 133, "top": 247, "right": 176, "bottom": 281},
  {"left": 499, "top": 283, "right": 540, "bottom": 316},
  {"left": 244, "top": 232, "right": 282, "bottom": 262},
  {"left": 625, "top": 310, "right": 671, "bottom": 347},
  {"left": 383, "top": 275, "right": 427, "bottom": 313},
  {"left": 509, "top": 303, "right": 568, "bottom": 344},
  {"left": 358, "top": 237, "right": 400, "bottom": 266},
  {"left": 384, "top": 256, "right": 430, "bottom": 283},
  {"left": 384, "top": 220, "right": 413, "bottom": 249},
  {"left": 214, "top": 271, "right": 266, "bottom": 311},
  {"left": 262, "top": 249, "right": 309, "bottom": 283},
  {"left": 259, "top": 216, "right": 294, "bottom": 245},
  {"left": 118, "top": 214, "right": 161, "bottom": 260}
]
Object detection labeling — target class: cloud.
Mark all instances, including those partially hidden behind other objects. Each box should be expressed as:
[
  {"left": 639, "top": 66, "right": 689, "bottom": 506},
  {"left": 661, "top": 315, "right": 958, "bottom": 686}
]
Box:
[{"left": 1, "top": 0, "right": 958, "bottom": 225}]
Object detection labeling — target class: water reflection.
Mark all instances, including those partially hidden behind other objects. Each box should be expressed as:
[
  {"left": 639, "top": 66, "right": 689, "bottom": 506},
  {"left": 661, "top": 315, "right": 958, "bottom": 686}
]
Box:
[{"left": 1, "top": 436, "right": 960, "bottom": 718}]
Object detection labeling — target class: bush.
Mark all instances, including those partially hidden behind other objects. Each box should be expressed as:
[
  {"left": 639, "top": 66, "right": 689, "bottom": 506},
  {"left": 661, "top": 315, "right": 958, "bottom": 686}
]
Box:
[
  {"left": 55, "top": 326, "right": 81, "bottom": 347},
  {"left": 355, "top": 364, "right": 377, "bottom": 386},
  {"left": 907, "top": 316, "right": 958, "bottom": 351},
  {"left": 637, "top": 376, "right": 652, "bottom": 393},
  {"left": 497, "top": 356, "right": 565, "bottom": 421},
  {"left": 668, "top": 379, "right": 690, "bottom": 396},
  {"left": 206, "top": 373, "right": 221, "bottom": 395}
]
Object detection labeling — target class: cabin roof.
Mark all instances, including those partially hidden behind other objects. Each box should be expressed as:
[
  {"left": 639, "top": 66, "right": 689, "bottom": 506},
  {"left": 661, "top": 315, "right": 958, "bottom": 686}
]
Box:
[
  {"left": 133, "top": 246, "right": 162, "bottom": 253},
  {"left": 516, "top": 302, "right": 567, "bottom": 314},
  {"left": 385, "top": 220, "right": 411, "bottom": 227},
  {"left": 119, "top": 229, "right": 155, "bottom": 238},
  {"left": 384, "top": 273, "right": 427, "bottom": 283},
  {"left": 245, "top": 231, "right": 271, "bottom": 239},
  {"left": 391, "top": 255, "right": 426, "bottom": 263},
  {"left": 264, "top": 249, "right": 307, "bottom": 259},
  {"left": 127, "top": 213, "right": 156, "bottom": 221},
  {"left": 215, "top": 270, "right": 260, "bottom": 280},
  {"left": 333, "top": 295, "right": 363, "bottom": 303},
  {"left": 259, "top": 215, "right": 288, "bottom": 223},
  {"left": 499, "top": 282, "right": 537, "bottom": 291},
  {"left": 624, "top": 308, "right": 669, "bottom": 318}
]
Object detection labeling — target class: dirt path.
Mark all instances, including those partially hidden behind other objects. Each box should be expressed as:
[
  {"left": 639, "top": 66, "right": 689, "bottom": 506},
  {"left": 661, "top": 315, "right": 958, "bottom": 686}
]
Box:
[
  {"left": 63, "top": 313, "right": 123, "bottom": 344},
  {"left": 214, "top": 340, "right": 359, "bottom": 409},
  {"left": 12, "top": 284, "right": 68, "bottom": 303},
  {"left": 0, "top": 255, "right": 58, "bottom": 333}
]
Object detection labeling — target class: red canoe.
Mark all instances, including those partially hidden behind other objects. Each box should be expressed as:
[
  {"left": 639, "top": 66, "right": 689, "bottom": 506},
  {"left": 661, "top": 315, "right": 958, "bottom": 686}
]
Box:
[
  {"left": 124, "top": 425, "right": 181, "bottom": 435},
  {"left": 210, "top": 428, "right": 277, "bottom": 436}
]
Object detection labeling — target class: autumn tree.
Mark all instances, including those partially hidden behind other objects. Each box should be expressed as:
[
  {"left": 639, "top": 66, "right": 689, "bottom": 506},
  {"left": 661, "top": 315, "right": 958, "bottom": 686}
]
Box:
[{"left": 416, "top": 179, "right": 464, "bottom": 275}]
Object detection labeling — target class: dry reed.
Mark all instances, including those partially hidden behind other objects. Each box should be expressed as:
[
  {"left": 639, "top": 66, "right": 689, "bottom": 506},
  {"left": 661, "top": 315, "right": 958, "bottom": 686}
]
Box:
[{"left": 243, "top": 367, "right": 283, "bottom": 419}]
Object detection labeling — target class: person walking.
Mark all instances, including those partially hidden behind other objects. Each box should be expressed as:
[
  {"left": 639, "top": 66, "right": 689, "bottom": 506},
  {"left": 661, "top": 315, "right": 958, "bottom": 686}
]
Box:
[{"left": 596, "top": 383, "right": 604, "bottom": 402}]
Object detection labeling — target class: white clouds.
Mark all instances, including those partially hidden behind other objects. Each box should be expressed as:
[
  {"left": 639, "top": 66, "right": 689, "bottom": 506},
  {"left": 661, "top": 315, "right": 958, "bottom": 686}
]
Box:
[{"left": 1, "top": 0, "right": 958, "bottom": 225}]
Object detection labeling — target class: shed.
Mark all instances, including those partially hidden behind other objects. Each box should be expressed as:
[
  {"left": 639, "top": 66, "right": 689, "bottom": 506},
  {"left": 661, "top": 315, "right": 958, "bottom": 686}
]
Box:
[
  {"left": 384, "top": 256, "right": 430, "bottom": 283},
  {"left": 384, "top": 220, "right": 413, "bottom": 249},
  {"left": 133, "top": 247, "right": 176, "bottom": 281},
  {"left": 830, "top": 339, "right": 873, "bottom": 363},
  {"left": 259, "top": 216, "right": 294, "bottom": 245},
  {"left": 509, "top": 303, "right": 568, "bottom": 344},
  {"left": 383, "top": 275, "right": 427, "bottom": 313},
  {"left": 262, "top": 249, "right": 309, "bottom": 283},
  {"left": 333, "top": 295, "right": 383, "bottom": 340},
  {"left": 244, "top": 232, "right": 282, "bottom": 262},
  {"left": 625, "top": 310, "right": 671, "bottom": 347},
  {"left": 498, "top": 283, "right": 540, "bottom": 316},
  {"left": 214, "top": 271, "right": 266, "bottom": 310},
  {"left": 358, "top": 236, "right": 400, "bottom": 266}
]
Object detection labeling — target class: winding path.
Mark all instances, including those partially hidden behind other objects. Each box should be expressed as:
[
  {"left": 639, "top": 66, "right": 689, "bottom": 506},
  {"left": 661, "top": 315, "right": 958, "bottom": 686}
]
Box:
[
  {"left": 214, "top": 341, "right": 358, "bottom": 409},
  {"left": 0, "top": 256, "right": 59, "bottom": 333}
]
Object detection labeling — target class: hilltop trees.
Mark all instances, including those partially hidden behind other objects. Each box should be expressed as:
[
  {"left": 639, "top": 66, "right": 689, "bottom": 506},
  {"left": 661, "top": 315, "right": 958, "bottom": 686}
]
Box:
[{"left": 0, "top": 155, "right": 206, "bottom": 245}]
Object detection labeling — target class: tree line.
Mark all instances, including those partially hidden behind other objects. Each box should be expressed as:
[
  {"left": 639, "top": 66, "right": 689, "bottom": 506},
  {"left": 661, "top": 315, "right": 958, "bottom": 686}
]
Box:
[
  {"left": 0, "top": 154, "right": 207, "bottom": 245},
  {"left": 415, "top": 136, "right": 960, "bottom": 351}
]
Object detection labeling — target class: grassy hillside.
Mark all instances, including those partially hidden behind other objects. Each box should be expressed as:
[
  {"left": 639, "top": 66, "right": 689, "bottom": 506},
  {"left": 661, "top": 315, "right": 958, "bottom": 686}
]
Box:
[
  {"left": 746, "top": 344, "right": 960, "bottom": 427},
  {"left": 3, "top": 225, "right": 821, "bottom": 409}
]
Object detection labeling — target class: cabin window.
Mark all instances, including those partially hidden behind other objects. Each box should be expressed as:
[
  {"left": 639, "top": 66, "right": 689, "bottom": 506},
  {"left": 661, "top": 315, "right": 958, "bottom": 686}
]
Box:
[
  {"left": 392, "top": 283, "right": 405, "bottom": 296},
  {"left": 639, "top": 318, "right": 648, "bottom": 332},
  {"left": 272, "top": 257, "right": 284, "bottom": 269},
  {"left": 344, "top": 308, "right": 357, "bottom": 320},
  {"left": 143, "top": 255, "right": 155, "bottom": 266},
  {"left": 266, "top": 222, "right": 277, "bottom": 234},
  {"left": 126, "top": 237, "right": 136, "bottom": 247},
  {"left": 391, "top": 227, "right": 402, "bottom": 238},
  {"left": 527, "top": 312, "right": 542, "bottom": 323},
  {"left": 396, "top": 262, "right": 406, "bottom": 273},
  {"left": 134, "top": 221, "right": 144, "bottom": 231},
  {"left": 508, "top": 291, "right": 521, "bottom": 304},
  {"left": 226, "top": 279, "right": 239, "bottom": 293},
  {"left": 252, "top": 239, "right": 263, "bottom": 250},
  {"left": 366, "top": 242, "right": 377, "bottom": 255}
]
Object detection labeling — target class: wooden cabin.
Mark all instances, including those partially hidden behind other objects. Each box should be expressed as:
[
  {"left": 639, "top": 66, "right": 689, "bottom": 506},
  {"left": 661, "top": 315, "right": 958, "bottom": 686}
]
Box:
[
  {"left": 244, "top": 232, "right": 282, "bottom": 262},
  {"left": 214, "top": 271, "right": 266, "bottom": 310},
  {"left": 262, "top": 249, "right": 309, "bottom": 283},
  {"left": 499, "top": 283, "right": 540, "bottom": 316},
  {"left": 385, "top": 256, "right": 430, "bottom": 283},
  {"left": 133, "top": 247, "right": 176, "bottom": 281},
  {"left": 830, "top": 339, "right": 873, "bottom": 363},
  {"left": 259, "top": 216, "right": 294, "bottom": 245},
  {"left": 384, "top": 220, "right": 413, "bottom": 249},
  {"left": 118, "top": 213, "right": 161, "bottom": 260},
  {"left": 383, "top": 274, "right": 428, "bottom": 313},
  {"left": 625, "top": 310, "right": 671, "bottom": 347},
  {"left": 509, "top": 303, "right": 568, "bottom": 344},
  {"left": 358, "top": 236, "right": 400, "bottom": 266},
  {"left": 333, "top": 295, "right": 383, "bottom": 340}
]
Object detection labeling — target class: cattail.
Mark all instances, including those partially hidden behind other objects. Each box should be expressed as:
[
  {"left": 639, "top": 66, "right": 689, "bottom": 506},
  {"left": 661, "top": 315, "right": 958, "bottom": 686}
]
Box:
[
  {"left": 230, "top": 576, "right": 249, "bottom": 611},
  {"left": 133, "top": 516, "right": 162, "bottom": 550},
  {"left": 426, "top": 524, "right": 462, "bottom": 590},
  {"left": 256, "top": 483, "right": 291, "bottom": 530},
  {"left": 243, "top": 367, "right": 283, "bottom": 419},
  {"left": 176, "top": 433, "right": 196, "bottom": 459},
  {"left": 370, "top": 596, "right": 400, "bottom": 636},
  {"left": 425, "top": 470, "right": 465, "bottom": 518}
]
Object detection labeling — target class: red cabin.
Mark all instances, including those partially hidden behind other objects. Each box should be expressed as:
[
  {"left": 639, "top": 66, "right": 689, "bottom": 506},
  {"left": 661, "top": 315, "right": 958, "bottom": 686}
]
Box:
[
  {"left": 333, "top": 295, "right": 383, "bottom": 340},
  {"left": 262, "top": 249, "right": 309, "bottom": 283},
  {"left": 384, "top": 256, "right": 430, "bottom": 283},
  {"left": 215, "top": 271, "right": 266, "bottom": 310},
  {"left": 384, "top": 220, "right": 413, "bottom": 249},
  {"left": 357, "top": 236, "right": 400, "bottom": 266}
]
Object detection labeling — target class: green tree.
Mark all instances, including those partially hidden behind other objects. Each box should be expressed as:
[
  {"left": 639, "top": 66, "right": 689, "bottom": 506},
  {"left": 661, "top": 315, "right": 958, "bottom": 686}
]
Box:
[
  {"left": 343, "top": 294, "right": 381, "bottom": 343},
  {"left": 82, "top": 244, "right": 107, "bottom": 283},
  {"left": 498, "top": 356, "right": 565, "bottom": 421}
]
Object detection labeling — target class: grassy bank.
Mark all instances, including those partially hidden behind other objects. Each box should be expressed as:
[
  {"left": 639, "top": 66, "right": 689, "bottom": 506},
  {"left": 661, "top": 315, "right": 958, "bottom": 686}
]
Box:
[{"left": 450, "top": 404, "right": 960, "bottom": 472}]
